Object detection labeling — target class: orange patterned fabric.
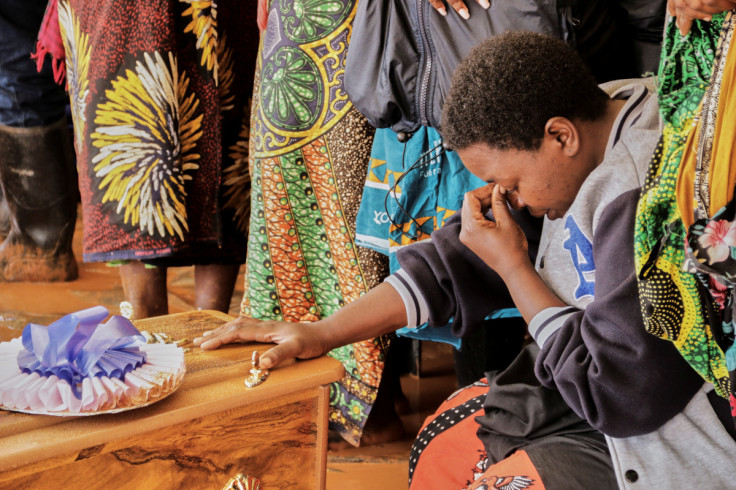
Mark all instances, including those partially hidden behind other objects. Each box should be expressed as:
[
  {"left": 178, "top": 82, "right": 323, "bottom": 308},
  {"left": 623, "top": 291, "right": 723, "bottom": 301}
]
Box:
[
  {"left": 465, "top": 451, "right": 544, "bottom": 490},
  {"left": 409, "top": 380, "right": 489, "bottom": 489}
]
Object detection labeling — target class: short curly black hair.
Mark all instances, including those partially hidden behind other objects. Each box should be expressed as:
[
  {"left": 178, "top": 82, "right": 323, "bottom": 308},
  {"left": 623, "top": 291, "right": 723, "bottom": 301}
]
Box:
[{"left": 441, "top": 31, "right": 609, "bottom": 152}]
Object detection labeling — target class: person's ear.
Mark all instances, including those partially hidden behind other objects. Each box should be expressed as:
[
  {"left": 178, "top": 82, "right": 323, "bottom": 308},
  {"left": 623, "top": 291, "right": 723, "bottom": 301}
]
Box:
[{"left": 544, "top": 117, "right": 579, "bottom": 157}]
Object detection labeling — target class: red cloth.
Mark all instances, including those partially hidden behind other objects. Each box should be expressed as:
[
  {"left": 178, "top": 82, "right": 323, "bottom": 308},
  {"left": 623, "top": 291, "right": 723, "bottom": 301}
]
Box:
[
  {"left": 31, "top": 0, "right": 66, "bottom": 85},
  {"left": 257, "top": 0, "right": 269, "bottom": 31}
]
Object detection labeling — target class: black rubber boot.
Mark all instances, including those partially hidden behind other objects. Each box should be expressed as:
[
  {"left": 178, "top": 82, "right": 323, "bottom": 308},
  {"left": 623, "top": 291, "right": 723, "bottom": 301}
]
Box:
[{"left": 0, "top": 118, "right": 78, "bottom": 281}]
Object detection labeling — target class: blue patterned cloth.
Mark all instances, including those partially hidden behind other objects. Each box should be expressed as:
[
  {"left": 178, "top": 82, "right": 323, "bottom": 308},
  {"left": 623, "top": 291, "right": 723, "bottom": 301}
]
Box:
[
  {"left": 356, "top": 127, "right": 487, "bottom": 346},
  {"left": 356, "top": 126, "right": 484, "bottom": 268}
]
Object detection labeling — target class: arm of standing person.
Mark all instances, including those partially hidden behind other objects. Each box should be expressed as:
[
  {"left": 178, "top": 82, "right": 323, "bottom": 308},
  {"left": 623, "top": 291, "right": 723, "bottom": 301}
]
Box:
[
  {"left": 667, "top": 0, "right": 736, "bottom": 35},
  {"left": 193, "top": 282, "right": 408, "bottom": 370},
  {"left": 459, "top": 184, "right": 704, "bottom": 437}
]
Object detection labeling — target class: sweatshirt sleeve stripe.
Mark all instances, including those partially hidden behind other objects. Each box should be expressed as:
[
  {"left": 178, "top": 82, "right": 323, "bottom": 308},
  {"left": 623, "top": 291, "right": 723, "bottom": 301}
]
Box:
[
  {"left": 529, "top": 306, "right": 579, "bottom": 348},
  {"left": 384, "top": 268, "right": 429, "bottom": 328}
]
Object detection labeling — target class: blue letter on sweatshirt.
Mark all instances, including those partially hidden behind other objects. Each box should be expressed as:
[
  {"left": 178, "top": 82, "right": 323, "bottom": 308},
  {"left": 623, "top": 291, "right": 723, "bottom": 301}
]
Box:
[{"left": 563, "top": 216, "right": 595, "bottom": 300}]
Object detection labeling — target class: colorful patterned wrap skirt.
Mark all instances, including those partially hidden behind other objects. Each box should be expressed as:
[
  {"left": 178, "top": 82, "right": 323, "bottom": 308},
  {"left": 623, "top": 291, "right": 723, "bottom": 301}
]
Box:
[
  {"left": 409, "top": 380, "right": 546, "bottom": 490},
  {"left": 240, "top": 0, "right": 390, "bottom": 445},
  {"left": 60, "top": 0, "right": 258, "bottom": 265}
]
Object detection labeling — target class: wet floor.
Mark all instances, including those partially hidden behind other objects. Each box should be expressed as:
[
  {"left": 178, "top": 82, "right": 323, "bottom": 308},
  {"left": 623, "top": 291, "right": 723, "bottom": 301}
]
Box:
[{"left": 0, "top": 206, "right": 458, "bottom": 489}]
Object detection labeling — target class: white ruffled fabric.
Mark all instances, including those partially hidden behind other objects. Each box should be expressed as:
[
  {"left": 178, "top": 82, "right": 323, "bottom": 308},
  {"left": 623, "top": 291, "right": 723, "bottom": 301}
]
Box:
[{"left": 0, "top": 338, "right": 185, "bottom": 414}]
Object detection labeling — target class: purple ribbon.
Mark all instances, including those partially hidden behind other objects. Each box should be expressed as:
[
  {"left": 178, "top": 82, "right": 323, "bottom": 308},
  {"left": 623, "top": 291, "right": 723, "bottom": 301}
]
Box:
[{"left": 16, "top": 306, "right": 147, "bottom": 397}]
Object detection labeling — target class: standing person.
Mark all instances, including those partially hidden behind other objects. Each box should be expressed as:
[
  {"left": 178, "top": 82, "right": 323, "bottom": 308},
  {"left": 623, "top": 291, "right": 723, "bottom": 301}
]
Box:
[
  {"left": 617, "top": 0, "right": 668, "bottom": 75},
  {"left": 195, "top": 32, "right": 736, "bottom": 488},
  {"left": 54, "top": 0, "right": 259, "bottom": 316},
  {"left": 0, "top": 0, "right": 77, "bottom": 282},
  {"left": 242, "top": 1, "right": 396, "bottom": 446},
  {"left": 636, "top": 4, "right": 736, "bottom": 427}
]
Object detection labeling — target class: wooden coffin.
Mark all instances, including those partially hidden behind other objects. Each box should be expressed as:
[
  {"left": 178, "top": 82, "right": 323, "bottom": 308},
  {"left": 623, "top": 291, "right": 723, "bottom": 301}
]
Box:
[{"left": 0, "top": 310, "right": 344, "bottom": 489}]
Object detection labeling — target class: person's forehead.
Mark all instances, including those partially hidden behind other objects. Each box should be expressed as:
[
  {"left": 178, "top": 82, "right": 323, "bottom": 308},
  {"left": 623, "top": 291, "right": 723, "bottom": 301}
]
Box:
[{"left": 459, "top": 145, "right": 530, "bottom": 167}]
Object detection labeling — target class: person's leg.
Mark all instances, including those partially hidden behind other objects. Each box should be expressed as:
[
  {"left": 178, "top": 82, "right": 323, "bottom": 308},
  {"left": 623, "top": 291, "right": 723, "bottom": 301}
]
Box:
[
  {"left": 193, "top": 263, "right": 240, "bottom": 313},
  {"left": 410, "top": 374, "right": 617, "bottom": 490},
  {"left": 0, "top": 0, "right": 77, "bottom": 282},
  {"left": 328, "top": 350, "right": 406, "bottom": 450},
  {"left": 0, "top": 1, "right": 68, "bottom": 129},
  {"left": 476, "top": 345, "right": 618, "bottom": 489},
  {"left": 119, "top": 261, "right": 168, "bottom": 318},
  {"left": 409, "top": 379, "right": 490, "bottom": 488},
  {"left": 0, "top": 119, "right": 78, "bottom": 281},
  {"left": 0, "top": 187, "right": 9, "bottom": 239}
]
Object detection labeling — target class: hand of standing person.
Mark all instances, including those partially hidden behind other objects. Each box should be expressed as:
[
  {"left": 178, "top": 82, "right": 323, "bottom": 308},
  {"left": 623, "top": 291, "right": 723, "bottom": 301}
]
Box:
[
  {"left": 667, "top": 0, "right": 736, "bottom": 35},
  {"left": 427, "top": 0, "right": 490, "bottom": 20}
]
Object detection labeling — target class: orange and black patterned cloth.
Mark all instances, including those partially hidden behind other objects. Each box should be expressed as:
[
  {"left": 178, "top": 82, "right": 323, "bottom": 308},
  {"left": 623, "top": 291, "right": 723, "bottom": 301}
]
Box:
[
  {"left": 58, "top": 0, "right": 258, "bottom": 265},
  {"left": 409, "top": 379, "right": 546, "bottom": 490}
]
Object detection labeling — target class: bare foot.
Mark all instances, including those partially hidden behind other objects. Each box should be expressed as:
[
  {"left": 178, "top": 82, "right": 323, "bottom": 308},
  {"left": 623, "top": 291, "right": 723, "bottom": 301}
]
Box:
[
  {"left": 119, "top": 261, "right": 168, "bottom": 318},
  {"left": 328, "top": 413, "right": 406, "bottom": 450},
  {"left": 329, "top": 366, "right": 407, "bottom": 450},
  {"left": 358, "top": 412, "right": 407, "bottom": 446},
  {"left": 194, "top": 263, "right": 241, "bottom": 313},
  {"left": 329, "top": 333, "right": 412, "bottom": 449}
]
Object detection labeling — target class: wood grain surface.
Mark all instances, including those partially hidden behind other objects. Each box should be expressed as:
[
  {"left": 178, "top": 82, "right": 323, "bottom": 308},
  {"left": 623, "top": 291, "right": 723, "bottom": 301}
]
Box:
[{"left": 2, "top": 389, "right": 325, "bottom": 488}]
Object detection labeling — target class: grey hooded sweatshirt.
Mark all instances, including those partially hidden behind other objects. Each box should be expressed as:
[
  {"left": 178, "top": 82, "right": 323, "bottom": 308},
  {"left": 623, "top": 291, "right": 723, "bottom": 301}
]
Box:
[{"left": 386, "top": 79, "right": 736, "bottom": 488}]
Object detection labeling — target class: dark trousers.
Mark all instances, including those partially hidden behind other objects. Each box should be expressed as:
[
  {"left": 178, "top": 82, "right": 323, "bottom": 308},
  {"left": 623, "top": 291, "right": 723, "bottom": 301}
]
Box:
[{"left": 0, "top": 0, "right": 67, "bottom": 127}]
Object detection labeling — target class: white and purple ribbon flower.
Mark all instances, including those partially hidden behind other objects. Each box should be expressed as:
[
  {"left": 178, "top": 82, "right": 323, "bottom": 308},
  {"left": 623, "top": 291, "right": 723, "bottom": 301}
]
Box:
[{"left": 16, "top": 306, "right": 146, "bottom": 398}]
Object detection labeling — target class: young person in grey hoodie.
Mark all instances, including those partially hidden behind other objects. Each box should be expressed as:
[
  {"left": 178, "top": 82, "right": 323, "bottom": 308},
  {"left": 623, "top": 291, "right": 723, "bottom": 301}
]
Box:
[{"left": 195, "top": 32, "right": 736, "bottom": 488}]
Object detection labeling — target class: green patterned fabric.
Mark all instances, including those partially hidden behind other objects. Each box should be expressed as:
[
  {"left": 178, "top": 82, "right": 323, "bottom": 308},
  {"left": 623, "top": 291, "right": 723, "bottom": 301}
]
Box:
[
  {"left": 242, "top": 0, "right": 391, "bottom": 446},
  {"left": 634, "top": 13, "right": 731, "bottom": 398}
]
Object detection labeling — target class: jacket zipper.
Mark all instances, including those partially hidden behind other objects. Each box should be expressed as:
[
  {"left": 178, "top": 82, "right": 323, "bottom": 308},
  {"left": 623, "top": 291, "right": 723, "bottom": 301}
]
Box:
[{"left": 416, "top": 0, "right": 433, "bottom": 128}]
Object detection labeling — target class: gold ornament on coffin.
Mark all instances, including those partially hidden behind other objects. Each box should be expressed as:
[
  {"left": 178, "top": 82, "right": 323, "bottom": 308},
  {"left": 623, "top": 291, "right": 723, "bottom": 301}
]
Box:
[
  {"left": 119, "top": 301, "right": 134, "bottom": 320},
  {"left": 223, "top": 473, "right": 261, "bottom": 490},
  {"left": 244, "top": 351, "right": 269, "bottom": 388}
]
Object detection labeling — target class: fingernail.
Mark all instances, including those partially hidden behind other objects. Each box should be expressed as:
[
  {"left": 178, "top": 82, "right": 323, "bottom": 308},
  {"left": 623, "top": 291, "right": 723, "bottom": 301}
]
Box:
[
  {"left": 202, "top": 338, "right": 220, "bottom": 349},
  {"left": 479, "top": 0, "right": 490, "bottom": 8},
  {"left": 260, "top": 357, "right": 273, "bottom": 369},
  {"left": 202, "top": 330, "right": 213, "bottom": 336},
  {"left": 498, "top": 186, "right": 507, "bottom": 194},
  {"left": 459, "top": 8, "right": 470, "bottom": 19},
  {"left": 437, "top": 6, "right": 447, "bottom": 16}
]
